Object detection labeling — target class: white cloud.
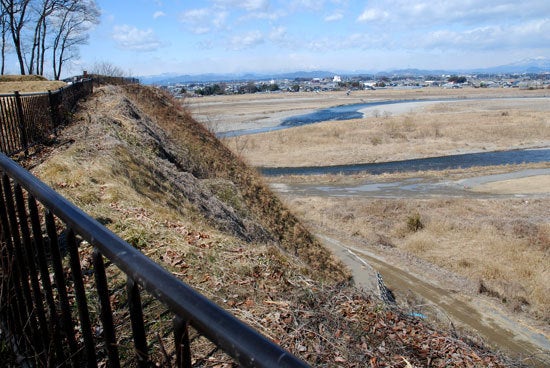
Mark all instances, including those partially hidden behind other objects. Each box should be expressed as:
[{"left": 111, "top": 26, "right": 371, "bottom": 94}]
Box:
[
  {"left": 212, "top": 0, "right": 269, "bottom": 12},
  {"left": 268, "top": 26, "right": 297, "bottom": 48},
  {"left": 419, "top": 18, "right": 550, "bottom": 50},
  {"left": 291, "top": 0, "right": 324, "bottom": 11},
  {"left": 325, "top": 12, "right": 343, "bottom": 22},
  {"left": 212, "top": 11, "right": 229, "bottom": 29},
  {"left": 303, "top": 32, "right": 390, "bottom": 52},
  {"left": 194, "top": 27, "right": 211, "bottom": 35},
  {"left": 357, "top": 8, "right": 389, "bottom": 22},
  {"left": 357, "top": 1, "right": 550, "bottom": 26},
  {"left": 229, "top": 30, "right": 264, "bottom": 50},
  {"left": 269, "top": 26, "right": 287, "bottom": 41},
  {"left": 238, "top": 0, "right": 269, "bottom": 12},
  {"left": 238, "top": 10, "right": 285, "bottom": 21},
  {"left": 112, "top": 25, "right": 164, "bottom": 51},
  {"left": 153, "top": 11, "right": 166, "bottom": 19},
  {"left": 179, "top": 8, "right": 228, "bottom": 34},
  {"left": 179, "top": 8, "right": 210, "bottom": 30}
]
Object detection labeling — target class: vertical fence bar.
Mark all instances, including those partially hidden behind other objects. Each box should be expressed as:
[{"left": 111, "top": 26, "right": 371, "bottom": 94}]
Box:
[
  {"left": 0, "top": 176, "right": 26, "bottom": 352},
  {"left": 48, "top": 90, "right": 59, "bottom": 135},
  {"left": 7, "top": 97, "right": 19, "bottom": 153},
  {"left": 127, "top": 277, "right": 149, "bottom": 367},
  {"left": 0, "top": 98, "right": 11, "bottom": 153},
  {"left": 174, "top": 316, "right": 192, "bottom": 368},
  {"left": 1, "top": 174, "right": 39, "bottom": 359},
  {"left": 27, "top": 195, "right": 66, "bottom": 365},
  {"left": 93, "top": 248, "right": 121, "bottom": 368},
  {"left": 13, "top": 92, "right": 28, "bottom": 156},
  {"left": 0, "top": 97, "right": 18, "bottom": 154},
  {"left": 44, "top": 211, "right": 80, "bottom": 367},
  {"left": 66, "top": 228, "right": 97, "bottom": 367},
  {"left": 13, "top": 183, "right": 50, "bottom": 364}
]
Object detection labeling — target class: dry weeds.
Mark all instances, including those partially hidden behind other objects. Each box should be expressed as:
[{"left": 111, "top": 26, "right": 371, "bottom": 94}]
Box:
[
  {"left": 223, "top": 98, "right": 550, "bottom": 167},
  {"left": 26, "top": 84, "right": 514, "bottom": 366},
  {"left": 279, "top": 194, "right": 550, "bottom": 321}
]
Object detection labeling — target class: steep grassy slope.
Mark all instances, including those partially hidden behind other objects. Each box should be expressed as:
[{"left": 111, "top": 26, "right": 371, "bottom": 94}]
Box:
[{"left": 30, "top": 85, "right": 512, "bottom": 366}]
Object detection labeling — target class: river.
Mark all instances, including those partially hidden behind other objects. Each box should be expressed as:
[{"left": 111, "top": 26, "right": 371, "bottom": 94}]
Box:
[
  {"left": 218, "top": 95, "right": 550, "bottom": 364},
  {"left": 260, "top": 148, "right": 550, "bottom": 177}
]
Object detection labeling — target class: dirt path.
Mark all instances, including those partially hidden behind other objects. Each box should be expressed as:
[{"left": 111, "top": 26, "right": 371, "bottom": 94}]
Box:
[{"left": 318, "top": 233, "right": 550, "bottom": 367}]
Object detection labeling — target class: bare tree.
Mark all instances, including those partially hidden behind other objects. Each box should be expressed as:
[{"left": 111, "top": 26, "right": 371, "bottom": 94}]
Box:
[
  {"left": 0, "top": 0, "right": 31, "bottom": 75},
  {"left": 1, "top": 4, "right": 7, "bottom": 74},
  {"left": 27, "top": 0, "right": 61, "bottom": 75},
  {"left": 51, "top": 0, "right": 99, "bottom": 79},
  {"left": 1, "top": 0, "right": 99, "bottom": 77},
  {"left": 90, "top": 61, "right": 125, "bottom": 77}
]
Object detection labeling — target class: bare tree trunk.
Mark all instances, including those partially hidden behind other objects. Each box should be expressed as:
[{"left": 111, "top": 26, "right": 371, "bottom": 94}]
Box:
[
  {"left": 51, "top": 0, "right": 99, "bottom": 80},
  {"left": 1, "top": 9, "right": 6, "bottom": 75},
  {"left": 1, "top": 0, "right": 31, "bottom": 75},
  {"left": 39, "top": 16, "right": 47, "bottom": 75}
]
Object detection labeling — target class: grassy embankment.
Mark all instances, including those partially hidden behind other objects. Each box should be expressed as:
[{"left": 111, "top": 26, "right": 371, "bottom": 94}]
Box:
[{"left": 24, "top": 83, "right": 514, "bottom": 366}]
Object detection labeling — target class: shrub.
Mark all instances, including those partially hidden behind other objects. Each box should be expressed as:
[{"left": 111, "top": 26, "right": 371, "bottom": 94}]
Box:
[{"left": 407, "top": 213, "right": 424, "bottom": 232}]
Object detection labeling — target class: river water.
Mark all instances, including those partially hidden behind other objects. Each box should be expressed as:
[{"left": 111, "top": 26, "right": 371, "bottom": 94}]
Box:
[
  {"left": 261, "top": 148, "right": 550, "bottom": 177},
  {"left": 217, "top": 96, "right": 549, "bottom": 138},
  {"left": 217, "top": 99, "right": 444, "bottom": 137}
]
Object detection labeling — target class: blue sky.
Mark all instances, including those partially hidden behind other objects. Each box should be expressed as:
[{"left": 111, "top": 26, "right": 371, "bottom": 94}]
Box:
[{"left": 74, "top": 0, "right": 550, "bottom": 77}]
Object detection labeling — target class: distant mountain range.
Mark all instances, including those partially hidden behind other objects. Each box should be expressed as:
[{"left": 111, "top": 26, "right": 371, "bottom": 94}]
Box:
[
  {"left": 140, "top": 57, "right": 550, "bottom": 85},
  {"left": 139, "top": 70, "right": 336, "bottom": 85}
]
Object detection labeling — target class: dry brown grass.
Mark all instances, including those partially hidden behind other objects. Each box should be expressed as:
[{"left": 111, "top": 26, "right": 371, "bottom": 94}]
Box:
[
  {"left": 279, "top": 194, "right": 550, "bottom": 320},
  {"left": 121, "top": 85, "right": 349, "bottom": 282},
  {"left": 0, "top": 78, "right": 67, "bottom": 93},
  {"left": 223, "top": 98, "right": 550, "bottom": 167},
  {"left": 0, "top": 74, "right": 48, "bottom": 82}
]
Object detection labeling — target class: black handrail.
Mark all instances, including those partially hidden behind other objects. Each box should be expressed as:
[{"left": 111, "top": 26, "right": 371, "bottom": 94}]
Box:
[{"left": 0, "top": 152, "right": 309, "bottom": 367}]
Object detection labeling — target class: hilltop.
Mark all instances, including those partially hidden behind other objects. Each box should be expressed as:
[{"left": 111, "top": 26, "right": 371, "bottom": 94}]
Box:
[{"left": 27, "top": 84, "right": 514, "bottom": 366}]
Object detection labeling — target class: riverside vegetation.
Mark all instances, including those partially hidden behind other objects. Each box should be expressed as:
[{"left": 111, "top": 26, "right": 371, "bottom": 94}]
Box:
[
  {"left": 196, "top": 88, "right": 549, "bottom": 366},
  {"left": 222, "top": 92, "right": 550, "bottom": 323},
  {"left": 10, "top": 82, "right": 519, "bottom": 366}
]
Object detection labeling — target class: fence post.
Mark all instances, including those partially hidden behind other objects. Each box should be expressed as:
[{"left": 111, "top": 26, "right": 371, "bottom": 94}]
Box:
[
  {"left": 48, "top": 90, "right": 59, "bottom": 136},
  {"left": 13, "top": 91, "right": 29, "bottom": 156}
]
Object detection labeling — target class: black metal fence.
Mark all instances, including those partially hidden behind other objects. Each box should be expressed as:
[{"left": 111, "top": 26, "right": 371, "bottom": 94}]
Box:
[
  {"left": 89, "top": 75, "right": 140, "bottom": 87},
  {"left": 0, "top": 152, "right": 308, "bottom": 367},
  {"left": 0, "top": 79, "right": 93, "bottom": 156}
]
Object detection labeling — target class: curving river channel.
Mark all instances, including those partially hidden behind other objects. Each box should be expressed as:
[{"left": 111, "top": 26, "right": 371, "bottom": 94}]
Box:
[
  {"left": 260, "top": 148, "right": 550, "bottom": 177},
  {"left": 217, "top": 98, "right": 447, "bottom": 138}
]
